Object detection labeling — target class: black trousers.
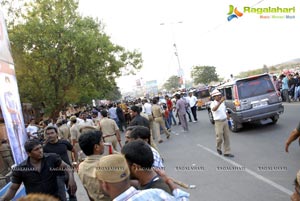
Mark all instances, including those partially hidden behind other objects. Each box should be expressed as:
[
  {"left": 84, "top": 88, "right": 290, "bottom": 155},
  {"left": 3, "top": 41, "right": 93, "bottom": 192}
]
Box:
[{"left": 191, "top": 106, "right": 197, "bottom": 121}]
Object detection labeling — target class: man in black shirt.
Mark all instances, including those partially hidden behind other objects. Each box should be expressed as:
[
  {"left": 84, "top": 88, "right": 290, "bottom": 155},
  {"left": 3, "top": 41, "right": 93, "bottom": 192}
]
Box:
[
  {"left": 129, "top": 106, "right": 150, "bottom": 129},
  {"left": 43, "top": 126, "right": 78, "bottom": 201},
  {"left": 116, "top": 102, "right": 126, "bottom": 132},
  {"left": 0, "top": 139, "right": 76, "bottom": 201}
]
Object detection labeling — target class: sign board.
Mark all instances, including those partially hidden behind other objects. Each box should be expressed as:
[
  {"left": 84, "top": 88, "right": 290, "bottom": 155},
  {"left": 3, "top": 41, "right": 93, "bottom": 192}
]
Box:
[
  {"left": 145, "top": 80, "right": 158, "bottom": 95},
  {"left": 0, "top": 10, "right": 27, "bottom": 164}
]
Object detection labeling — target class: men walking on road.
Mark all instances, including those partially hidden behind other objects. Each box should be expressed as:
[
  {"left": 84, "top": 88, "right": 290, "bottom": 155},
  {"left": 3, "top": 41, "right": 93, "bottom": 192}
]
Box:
[
  {"left": 175, "top": 94, "right": 189, "bottom": 132},
  {"left": 70, "top": 116, "right": 82, "bottom": 162},
  {"left": 165, "top": 95, "right": 177, "bottom": 127},
  {"left": 188, "top": 90, "right": 198, "bottom": 122},
  {"left": 210, "top": 89, "right": 234, "bottom": 157},
  {"left": 142, "top": 99, "right": 154, "bottom": 133},
  {"left": 116, "top": 103, "right": 126, "bottom": 132},
  {"left": 99, "top": 110, "right": 121, "bottom": 151},
  {"left": 151, "top": 98, "right": 171, "bottom": 143}
]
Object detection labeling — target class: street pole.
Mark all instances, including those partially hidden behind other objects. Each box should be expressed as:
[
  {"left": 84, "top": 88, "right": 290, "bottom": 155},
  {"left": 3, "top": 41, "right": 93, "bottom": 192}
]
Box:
[
  {"left": 173, "top": 43, "right": 184, "bottom": 87},
  {"left": 160, "top": 21, "right": 185, "bottom": 89}
]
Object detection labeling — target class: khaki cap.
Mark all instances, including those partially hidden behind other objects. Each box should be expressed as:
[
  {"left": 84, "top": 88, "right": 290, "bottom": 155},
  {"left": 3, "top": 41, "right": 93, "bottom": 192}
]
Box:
[
  {"left": 96, "top": 154, "right": 130, "bottom": 183},
  {"left": 70, "top": 116, "right": 77, "bottom": 121}
]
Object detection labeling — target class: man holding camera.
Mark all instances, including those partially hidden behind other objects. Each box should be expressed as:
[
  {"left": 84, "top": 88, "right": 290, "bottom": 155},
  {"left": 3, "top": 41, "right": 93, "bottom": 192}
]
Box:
[{"left": 210, "top": 89, "right": 234, "bottom": 157}]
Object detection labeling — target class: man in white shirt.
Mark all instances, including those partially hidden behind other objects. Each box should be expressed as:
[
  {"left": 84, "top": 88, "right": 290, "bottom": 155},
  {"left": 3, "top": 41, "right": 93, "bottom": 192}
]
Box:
[
  {"left": 182, "top": 93, "right": 192, "bottom": 122},
  {"left": 188, "top": 90, "right": 198, "bottom": 122},
  {"left": 210, "top": 89, "right": 234, "bottom": 157},
  {"left": 26, "top": 119, "right": 39, "bottom": 139},
  {"left": 78, "top": 112, "right": 94, "bottom": 128},
  {"left": 142, "top": 99, "right": 154, "bottom": 134}
]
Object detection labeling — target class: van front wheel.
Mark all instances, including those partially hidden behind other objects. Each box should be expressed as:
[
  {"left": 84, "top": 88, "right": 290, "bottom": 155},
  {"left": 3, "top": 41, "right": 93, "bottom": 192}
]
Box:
[
  {"left": 271, "top": 115, "right": 279, "bottom": 124},
  {"left": 229, "top": 118, "right": 240, "bottom": 132},
  {"left": 208, "top": 110, "right": 215, "bottom": 124}
]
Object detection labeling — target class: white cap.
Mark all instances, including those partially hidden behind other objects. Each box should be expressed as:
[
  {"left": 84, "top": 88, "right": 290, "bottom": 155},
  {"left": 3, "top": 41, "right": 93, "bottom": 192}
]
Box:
[
  {"left": 210, "top": 89, "right": 221, "bottom": 97},
  {"left": 172, "top": 91, "right": 181, "bottom": 97}
]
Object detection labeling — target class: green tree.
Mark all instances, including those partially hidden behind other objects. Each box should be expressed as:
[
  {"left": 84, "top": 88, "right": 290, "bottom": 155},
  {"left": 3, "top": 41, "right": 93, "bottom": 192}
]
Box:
[
  {"left": 236, "top": 68, "right": 266, "bottom": 78},
  {"left": 191, "top": 66, "right": 219, "bottom": 85},
  {"left": 262, "top": 64, "right": 269, "bottom": 73},
  {"left": 6, "top": 0, "right": 142, "bottom": 117},
  {"left": 163, "top": 75, "right": 180, "bottom": 91}
]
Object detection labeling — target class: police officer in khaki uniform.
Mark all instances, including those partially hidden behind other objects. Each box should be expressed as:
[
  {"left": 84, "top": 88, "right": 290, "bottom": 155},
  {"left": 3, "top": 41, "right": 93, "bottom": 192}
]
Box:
[
  {"left": 99, "top": 110, "right": 121, "bottom": 151},
  {"left": 151, "top": 98, "right": 170, "bottom": 143},
  {"left": 78, "top": 128, "right": 110, "bottom": 201},
  {"left": 70, "top": 116, "right": 83, "bottom": 162},
  {"left": 57, "top": 119, "right": 71, "bottom": 141}
]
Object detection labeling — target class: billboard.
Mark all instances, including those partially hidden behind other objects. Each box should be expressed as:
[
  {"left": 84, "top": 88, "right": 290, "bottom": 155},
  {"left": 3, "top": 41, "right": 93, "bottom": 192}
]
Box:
[
  {"left": 0, "top": 11, "right": 27, "bottom": 164},
  {"left": 145, "top": 80, "right": 158, "bottom": 95}
]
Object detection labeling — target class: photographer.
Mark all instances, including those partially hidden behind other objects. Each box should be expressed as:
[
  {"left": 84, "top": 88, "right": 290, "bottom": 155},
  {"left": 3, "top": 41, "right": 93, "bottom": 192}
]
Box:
[{"left": 210, "top": 89, "right": 234, "bottom": 157}]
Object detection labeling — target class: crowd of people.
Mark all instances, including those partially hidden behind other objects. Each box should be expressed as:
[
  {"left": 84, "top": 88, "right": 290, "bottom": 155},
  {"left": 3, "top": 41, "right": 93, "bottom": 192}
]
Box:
[
  {"left": 0, "top": 92, "right": 203, "bottom": 201},
  {"left": 2, "top": 80, "right": 300, "bottom": 200},
  {"left": 273, "top": 72, "right": 300, "bottom": 103}
]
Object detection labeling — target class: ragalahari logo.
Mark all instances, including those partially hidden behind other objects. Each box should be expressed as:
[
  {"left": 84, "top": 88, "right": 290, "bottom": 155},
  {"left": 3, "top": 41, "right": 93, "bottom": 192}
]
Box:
[{"left": 227, "top": 5, "right": 243, "bottom": 21}]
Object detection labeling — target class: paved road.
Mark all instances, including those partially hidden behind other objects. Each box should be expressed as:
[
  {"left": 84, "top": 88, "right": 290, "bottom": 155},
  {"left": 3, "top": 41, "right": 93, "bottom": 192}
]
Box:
[{"left": 155, "top": 102, "right": 300, "bottom": 201}]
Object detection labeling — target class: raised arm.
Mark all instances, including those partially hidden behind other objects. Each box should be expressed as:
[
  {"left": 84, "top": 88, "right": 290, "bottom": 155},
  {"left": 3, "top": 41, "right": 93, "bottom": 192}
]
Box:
[{"left": 0, "top": 183, "right": 21, "bottom": 201}]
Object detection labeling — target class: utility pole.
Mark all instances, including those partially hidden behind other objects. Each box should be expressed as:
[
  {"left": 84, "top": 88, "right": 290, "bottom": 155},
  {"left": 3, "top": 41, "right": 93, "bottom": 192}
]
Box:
[{"left": 160, "top": 21, "right": 185, "bottom": 89}]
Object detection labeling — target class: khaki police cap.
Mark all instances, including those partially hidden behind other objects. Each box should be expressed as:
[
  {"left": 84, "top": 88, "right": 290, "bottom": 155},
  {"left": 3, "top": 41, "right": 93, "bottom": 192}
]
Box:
[{"left": 95, "top": 154, "right": 130, "bottom": 183}]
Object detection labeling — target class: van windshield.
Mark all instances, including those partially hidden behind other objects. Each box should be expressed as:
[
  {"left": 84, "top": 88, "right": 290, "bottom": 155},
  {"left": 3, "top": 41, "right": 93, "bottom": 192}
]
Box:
[
  {"left": 237, "top": 75, "right": 275, "bottom": 99},
  {"left": 196, "top": 89, "right": 210, "bottom": 98}
]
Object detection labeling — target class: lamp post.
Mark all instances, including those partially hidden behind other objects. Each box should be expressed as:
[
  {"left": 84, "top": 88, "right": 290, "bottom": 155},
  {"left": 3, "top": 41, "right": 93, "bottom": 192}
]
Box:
[{"left": 160, "top": 21, "right": 185, "bottom": 89}]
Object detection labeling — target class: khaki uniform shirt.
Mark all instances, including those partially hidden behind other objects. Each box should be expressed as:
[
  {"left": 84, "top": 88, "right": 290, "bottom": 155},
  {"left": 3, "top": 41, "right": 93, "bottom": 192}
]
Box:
[
  {"left": 70, "top": 124, "right": 84, "bottom": 161},
  {"left": 99, "top": 117, "right": 119, "bottom": 136},
  {"left": 70, "top": 124, "right": 81, "bottom": 141},
  {"left": 58, "top": 124, "right": 70, "bottom": 140},
  {"left": 152, "top": 104, "right": 163, "bottom": 118},
  {"left": 78, "top": 155, "right": 110, "bottom": 201}
]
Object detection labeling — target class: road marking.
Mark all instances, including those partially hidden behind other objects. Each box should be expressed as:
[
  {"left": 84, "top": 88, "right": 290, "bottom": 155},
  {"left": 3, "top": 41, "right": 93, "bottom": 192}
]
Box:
[{"left": 197, "top": 144, "right": 293, "bottom": 196}]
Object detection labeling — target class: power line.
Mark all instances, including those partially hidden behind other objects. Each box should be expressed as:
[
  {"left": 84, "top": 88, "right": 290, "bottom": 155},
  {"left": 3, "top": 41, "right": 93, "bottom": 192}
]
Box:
[{"left": 200, "top": 0, "right": 267, "bottom": 35}]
